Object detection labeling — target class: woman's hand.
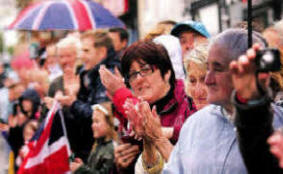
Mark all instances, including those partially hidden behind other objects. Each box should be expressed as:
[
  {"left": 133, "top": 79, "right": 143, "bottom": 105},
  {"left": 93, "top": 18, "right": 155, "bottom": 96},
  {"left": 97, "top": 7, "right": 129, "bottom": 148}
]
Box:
[
  {"left": 114, "top": 143, "right": 140, "bottom": 169},
  {"left": 139, "top": 102, "right": 163, "bottom": 142},
  {"left": 230, "top": 43, "right": 270, "bottom": 100},
  {"left": 99, "top": 65, "right": 126, "bottom": 96},
  {"left": 124, "top": 99, "right": 144, "bottom": 137},
  {"left": 43, "top": 97, "right": 55, "bottom": 109},
  {"left": 64, "top": 76, "right": 80, "bottom": 97}
]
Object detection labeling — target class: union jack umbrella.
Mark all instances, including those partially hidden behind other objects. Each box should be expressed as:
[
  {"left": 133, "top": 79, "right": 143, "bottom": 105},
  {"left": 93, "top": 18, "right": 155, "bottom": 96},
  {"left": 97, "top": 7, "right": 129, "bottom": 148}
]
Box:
[{"left": 8, "top": 0, "right": 125, "bottom": 31}]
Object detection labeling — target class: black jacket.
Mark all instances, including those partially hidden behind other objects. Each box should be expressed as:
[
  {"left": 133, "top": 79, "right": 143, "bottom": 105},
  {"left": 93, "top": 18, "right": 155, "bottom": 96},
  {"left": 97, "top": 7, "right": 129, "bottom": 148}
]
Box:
[
  {"left": 70, "top": 48, "right": 119, "bottom": 162},
  {"left": 71, "top": 48, "right": 120, "bottom": 119},
  {"left": 234, "top": 91, "right": 283, "bottom": 174}
]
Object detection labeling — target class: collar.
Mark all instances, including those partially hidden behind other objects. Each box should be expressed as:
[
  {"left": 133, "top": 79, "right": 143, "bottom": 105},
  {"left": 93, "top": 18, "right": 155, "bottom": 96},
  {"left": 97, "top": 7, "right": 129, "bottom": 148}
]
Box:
[
  {"left": 96, "top": 136, "right": 112, "bottom": 145},
  {"left": 220, "top": 107, "right": 235, "bottom": 123},
  {"left": 151, "top": 86, "right": 174, "bottom": 114}
]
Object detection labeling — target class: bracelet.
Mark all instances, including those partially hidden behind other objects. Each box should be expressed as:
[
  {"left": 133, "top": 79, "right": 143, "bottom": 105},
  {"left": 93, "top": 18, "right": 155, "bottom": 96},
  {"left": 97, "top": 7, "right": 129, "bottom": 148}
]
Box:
[{"left": 142, "top": 152, "right": 164, "bottom": 174}]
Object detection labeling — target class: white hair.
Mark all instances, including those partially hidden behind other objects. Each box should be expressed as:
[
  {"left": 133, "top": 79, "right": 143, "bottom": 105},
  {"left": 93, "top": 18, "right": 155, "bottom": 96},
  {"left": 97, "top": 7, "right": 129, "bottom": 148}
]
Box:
[{"left": 56, "top": 35, "right": 81, "bottom": 56}]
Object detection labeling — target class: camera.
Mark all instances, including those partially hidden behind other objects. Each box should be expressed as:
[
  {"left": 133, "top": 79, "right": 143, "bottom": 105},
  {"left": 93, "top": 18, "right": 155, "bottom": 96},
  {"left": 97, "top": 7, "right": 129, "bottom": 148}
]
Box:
[{"left": 255, "top": 48, "right": 281, "bottom": 72}]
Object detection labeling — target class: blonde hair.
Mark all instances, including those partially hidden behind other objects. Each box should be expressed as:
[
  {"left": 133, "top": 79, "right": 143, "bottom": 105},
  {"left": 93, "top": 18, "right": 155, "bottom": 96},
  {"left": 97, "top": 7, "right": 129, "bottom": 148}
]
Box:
[
  {"left": 144, "top": 20, "right": 175, "bottom": 41},
  {"left": 56, "top": 35, "right": 81, "bottom": 57},
  {"left": 263, "top": 20, "right": 283, "bottom": 92},
  {"left": 184, "top": 44, "right": 208, "bottom": 93},
  {"left": 184, "top": 44, "right": 208, "bottom": 70}
]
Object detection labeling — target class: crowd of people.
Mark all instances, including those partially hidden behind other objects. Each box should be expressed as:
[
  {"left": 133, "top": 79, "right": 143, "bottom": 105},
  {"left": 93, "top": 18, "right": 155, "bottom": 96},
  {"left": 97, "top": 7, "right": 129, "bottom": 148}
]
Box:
[{"left": 0, "top": 18, "right": 283, "bottom": 174}]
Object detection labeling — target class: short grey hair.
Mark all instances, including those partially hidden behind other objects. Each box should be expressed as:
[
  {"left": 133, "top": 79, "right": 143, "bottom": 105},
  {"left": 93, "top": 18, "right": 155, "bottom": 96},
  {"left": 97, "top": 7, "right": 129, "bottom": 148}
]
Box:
[
  {"left": 56, "top": 35, "right": 81, "bottom": 56},
  {"left": 209, "top": 28, "right": 267, "bottom": 62}
]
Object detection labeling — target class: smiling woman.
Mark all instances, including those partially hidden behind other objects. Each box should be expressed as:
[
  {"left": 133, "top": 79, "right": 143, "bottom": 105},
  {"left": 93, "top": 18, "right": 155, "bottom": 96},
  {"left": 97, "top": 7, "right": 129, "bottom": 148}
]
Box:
[
  {"left": 99, "top": 41, "right": 197, "bottom": 173},
  {"left": 184, "top": 44, "right": 208, "bottom": 110}
]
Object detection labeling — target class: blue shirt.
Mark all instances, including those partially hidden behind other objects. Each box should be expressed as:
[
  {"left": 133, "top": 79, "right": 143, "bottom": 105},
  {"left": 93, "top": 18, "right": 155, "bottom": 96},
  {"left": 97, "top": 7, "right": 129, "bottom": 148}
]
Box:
[{"left": 163, "top": 104, "right": 283, "bottom": 174}]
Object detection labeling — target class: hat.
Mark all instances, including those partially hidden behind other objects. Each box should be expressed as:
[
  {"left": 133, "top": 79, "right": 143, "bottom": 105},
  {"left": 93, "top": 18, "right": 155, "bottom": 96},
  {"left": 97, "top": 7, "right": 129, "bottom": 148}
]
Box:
[{"left": 171, "top": 20, "right": 210, "bottom": 38}]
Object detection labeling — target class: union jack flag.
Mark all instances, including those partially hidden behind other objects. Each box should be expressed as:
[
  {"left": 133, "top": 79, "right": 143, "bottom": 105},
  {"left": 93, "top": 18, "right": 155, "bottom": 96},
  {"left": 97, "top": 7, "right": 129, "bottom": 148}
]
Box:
[{"left": 18, "top": 102, "right": 71, "bottom": 174}]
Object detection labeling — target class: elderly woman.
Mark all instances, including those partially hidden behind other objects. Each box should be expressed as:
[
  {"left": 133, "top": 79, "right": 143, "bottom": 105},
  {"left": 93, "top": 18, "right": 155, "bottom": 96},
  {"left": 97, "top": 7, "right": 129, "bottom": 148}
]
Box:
[
  {"left": 99, "top": 41, "right": 196, "bottom": 173},
  {"left": 184, "top": 44, "right": 208, "bottom": 110},
  {"left": 159, "top": 29, "right": 283, "bottom": 173}
]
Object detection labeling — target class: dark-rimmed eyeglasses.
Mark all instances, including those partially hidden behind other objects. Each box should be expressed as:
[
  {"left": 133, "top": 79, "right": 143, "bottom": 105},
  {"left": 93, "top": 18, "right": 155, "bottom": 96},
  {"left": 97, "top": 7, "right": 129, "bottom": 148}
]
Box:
[{"left": 127, "top": 64, "right": 154, "bottom": 83}]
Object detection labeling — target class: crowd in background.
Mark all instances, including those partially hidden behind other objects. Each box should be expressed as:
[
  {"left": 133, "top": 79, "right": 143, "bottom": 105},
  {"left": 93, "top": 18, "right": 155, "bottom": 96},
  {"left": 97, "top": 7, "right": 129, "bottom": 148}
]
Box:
[{"left": 0, "top": 18, "right": 283, "bottom": 174}]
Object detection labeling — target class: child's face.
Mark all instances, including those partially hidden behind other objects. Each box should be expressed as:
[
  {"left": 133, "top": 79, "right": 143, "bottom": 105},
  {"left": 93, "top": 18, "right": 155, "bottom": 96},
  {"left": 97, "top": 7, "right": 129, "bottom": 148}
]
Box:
[
  {"left": 22, "top": 99, "right": 33, "bottom": 113},
  {"left": 92, "top": 110, "right": 109, "bottom": 138},
  {"left": 23, "top": 125, "right": 36, "bottom": 141}
]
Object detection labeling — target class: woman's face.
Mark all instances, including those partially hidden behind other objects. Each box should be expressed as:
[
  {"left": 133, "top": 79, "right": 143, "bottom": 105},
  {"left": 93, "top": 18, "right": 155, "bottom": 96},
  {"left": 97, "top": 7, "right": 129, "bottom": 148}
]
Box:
[
  {"left": 186, "top": 61, "right": 208, "bottom": 109},
  {"left": 22, "top": 99, "right": 33, "bottom": 113},
  {"left": 128, "top": 61, "right": 171, "bottom": 104},
  {"left": 92, "top": 110, "right": 109, "bottom": 138}
]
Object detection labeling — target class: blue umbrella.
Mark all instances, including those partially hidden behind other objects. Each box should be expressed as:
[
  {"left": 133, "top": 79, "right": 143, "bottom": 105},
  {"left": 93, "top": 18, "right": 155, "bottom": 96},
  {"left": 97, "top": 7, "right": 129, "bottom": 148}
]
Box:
[{"left": 8, "top": 0, "right": 125, "bottom": 31}]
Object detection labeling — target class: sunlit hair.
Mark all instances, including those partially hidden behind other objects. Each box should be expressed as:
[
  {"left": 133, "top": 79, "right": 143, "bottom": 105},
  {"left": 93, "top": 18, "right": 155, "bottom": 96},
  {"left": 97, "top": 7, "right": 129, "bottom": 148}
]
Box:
[
  {"left": 92, "top": 102, "right": 118, "bottom": 142},
  {"left": 56, "top": 35, "right": 81, "bottom": 57},
  {"left": 144, "top": 20, "right": 176, "bottom": 41},
  {"left": 263, "top": 20, "right": 283, "bottom": 93},
  {"left": 184, "top": 44, "right": 208, "bottom": 92},
  {"left": 273, "top": 20, "right": 283, "bottom": 46},
  {"left": 80, "top": 29, "right": 113, "bottom": 50}
]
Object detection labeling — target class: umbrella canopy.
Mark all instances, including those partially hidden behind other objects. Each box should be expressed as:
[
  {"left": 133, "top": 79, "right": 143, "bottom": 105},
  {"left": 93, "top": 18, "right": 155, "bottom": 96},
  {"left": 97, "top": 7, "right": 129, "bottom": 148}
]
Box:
[{"left": 8, "top": 0, "right": 125, "bottom": 31}]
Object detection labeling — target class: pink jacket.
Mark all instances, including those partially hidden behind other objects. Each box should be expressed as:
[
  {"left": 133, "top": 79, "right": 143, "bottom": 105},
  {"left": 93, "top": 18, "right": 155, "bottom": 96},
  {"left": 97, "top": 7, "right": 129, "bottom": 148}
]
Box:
[{"left": 113, "top": 80, "right": 197, "bottom": 144}]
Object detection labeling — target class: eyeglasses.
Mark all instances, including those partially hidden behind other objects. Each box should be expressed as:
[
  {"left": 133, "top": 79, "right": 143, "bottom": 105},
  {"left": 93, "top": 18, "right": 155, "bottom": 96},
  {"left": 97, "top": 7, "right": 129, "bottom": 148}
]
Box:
[{"left": 127, "top": 64, "right": 154, "bottom": 83}]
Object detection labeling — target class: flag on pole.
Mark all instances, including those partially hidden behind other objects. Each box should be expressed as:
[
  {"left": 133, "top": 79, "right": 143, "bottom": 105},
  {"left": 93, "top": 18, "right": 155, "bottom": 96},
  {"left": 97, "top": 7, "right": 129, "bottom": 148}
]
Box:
[{"left": 18, "top": 102, "right": 71, "bottom": 174}]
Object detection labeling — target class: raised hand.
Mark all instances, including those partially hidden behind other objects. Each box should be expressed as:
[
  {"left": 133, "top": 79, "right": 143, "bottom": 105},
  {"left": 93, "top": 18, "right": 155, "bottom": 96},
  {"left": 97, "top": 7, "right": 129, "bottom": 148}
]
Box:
[
  {"left": 64, "top": 76, "right": 80, "bottom": 97},
  {"left": 43, "top": 97, "right": 55, "bottom": 109},
  {"left": 139, "top": 102, "right": 163, "bottom": 142},
  {"left": 99, "top": 65, "right": 125, "bottom": 96},
  {"left": 124, "top": 98, "right": 144, "bottom": 137},
  {"left": 230, "top": 43, "right": 270, "bottom": 100}
]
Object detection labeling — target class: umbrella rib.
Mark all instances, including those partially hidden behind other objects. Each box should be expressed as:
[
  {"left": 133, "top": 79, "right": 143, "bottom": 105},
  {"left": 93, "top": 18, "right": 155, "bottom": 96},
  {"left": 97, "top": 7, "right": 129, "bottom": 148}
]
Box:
[
  {"left": 14, "top": 3, "right": 42, "bottom": 29},
  {"left": 64, "top": 0, "right": 79, "bottom": 30},
  {"left": 32, "top": 1, "right": 53, "bottom": 30},
  {"left": 80, "top": 0, "right": 96, "bottom": 29}
]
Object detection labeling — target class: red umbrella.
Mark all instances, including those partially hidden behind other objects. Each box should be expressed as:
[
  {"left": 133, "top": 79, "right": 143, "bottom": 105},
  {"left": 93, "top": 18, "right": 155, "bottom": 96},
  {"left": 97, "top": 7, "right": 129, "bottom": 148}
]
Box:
[{"left": 8, "top": 0, "right": 125, "bottom": 31}]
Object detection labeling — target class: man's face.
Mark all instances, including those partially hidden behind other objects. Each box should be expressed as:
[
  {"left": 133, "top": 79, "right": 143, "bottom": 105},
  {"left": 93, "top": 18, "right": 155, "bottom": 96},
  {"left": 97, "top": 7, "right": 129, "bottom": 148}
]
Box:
[
  {"left": 205, "top": 44, "right": 234, "bottom": 106},
  {"left": 109, "top": 32, "right": 126, "bottom": 52},
  {"left": 179, "top": 31, "right": 207, "bottom": 57},
  {"left": 81, "top": 37, "right": 102, "bottom": 70}
]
